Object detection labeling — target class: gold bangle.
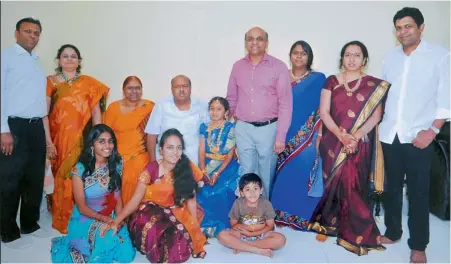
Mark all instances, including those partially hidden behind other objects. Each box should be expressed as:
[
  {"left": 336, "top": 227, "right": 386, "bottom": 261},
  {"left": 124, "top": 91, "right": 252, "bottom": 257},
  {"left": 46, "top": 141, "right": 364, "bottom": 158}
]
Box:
[
  {"left": 213, "top": 172, "right": 219, "bottom": 177},
  {"left": 317, "top": 134, "right": 323, "bottom": 137},
  {"left": 201, "top": 169, "right": 207, "bottom": 174}
]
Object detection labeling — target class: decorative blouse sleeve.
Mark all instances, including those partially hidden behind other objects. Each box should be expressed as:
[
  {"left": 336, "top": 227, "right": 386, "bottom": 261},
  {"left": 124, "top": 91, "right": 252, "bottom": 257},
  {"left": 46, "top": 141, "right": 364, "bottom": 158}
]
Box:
[
  {"left": 323, "top": 75, "right": 339, "bottom": 91},
  {"left": 70, "top": 162, "right": 85, "bottom": 179},
  {"left": 138, "top": 169, "right": 151, "bottom": 185},
  {"left": 199, "top": 123, "right": 208, "bottom": 138}
]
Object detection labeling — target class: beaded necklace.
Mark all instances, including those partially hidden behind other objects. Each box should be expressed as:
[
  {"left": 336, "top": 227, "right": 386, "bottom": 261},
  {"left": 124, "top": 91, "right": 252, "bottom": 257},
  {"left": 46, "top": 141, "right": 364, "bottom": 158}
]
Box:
[{"left": 60, "top": 71, "right": 79, "bottom": 85}]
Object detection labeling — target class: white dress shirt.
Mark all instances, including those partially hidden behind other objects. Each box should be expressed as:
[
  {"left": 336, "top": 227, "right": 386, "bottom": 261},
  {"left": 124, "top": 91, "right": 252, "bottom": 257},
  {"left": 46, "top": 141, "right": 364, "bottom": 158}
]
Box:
[
  {"left": 1, "top": 43, "right": 47, "bottom": 133},
  {"left": 145, "top": 96, "right": 209, "bottom": 165},
  {"left": 379, "top": 40, "right": 450, "bottom": 144}
]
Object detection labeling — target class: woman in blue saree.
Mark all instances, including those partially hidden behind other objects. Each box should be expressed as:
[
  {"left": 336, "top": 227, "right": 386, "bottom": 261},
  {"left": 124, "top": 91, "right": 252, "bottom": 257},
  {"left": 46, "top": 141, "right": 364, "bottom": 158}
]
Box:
[
  {"left": 51, "top": 124, "right": 135, "bottom": 263},
  {"left": 271, "top": 41, "right": 326, "bottom": 231},
  {"left": 197, "top": 97, "right": 241, "bottom": 238}
]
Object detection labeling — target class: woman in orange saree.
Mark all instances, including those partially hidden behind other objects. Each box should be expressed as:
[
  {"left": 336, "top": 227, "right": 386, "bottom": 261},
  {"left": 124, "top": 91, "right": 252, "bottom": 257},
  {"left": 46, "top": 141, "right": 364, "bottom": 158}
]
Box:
[
  {"left": 104, "top": 76, "right": 154, "bottom": 204},
  {"left": 308, "top": 41, "right": 390, "bottom": 255},
  {"left": 43, "top": 44, "right": 109, "bottom": 234},
  {"left": 103, "top": 128, "right": 208, "bottom": 263}
]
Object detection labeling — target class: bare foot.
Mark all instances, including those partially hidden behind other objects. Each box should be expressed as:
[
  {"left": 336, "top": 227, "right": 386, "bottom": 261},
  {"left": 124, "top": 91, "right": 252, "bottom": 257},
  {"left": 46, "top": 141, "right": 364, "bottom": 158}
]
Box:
[
  {"left": 410, "top": 250, "right": 427, "bottom": 263},
  {"left": 380, "top": 236, "right": 399, "bottom": 244},
  {"left": 258, "top": 248, "right": 274, "bottom": 258},
  {"left": 233, "top": 249, "right": 241, "bottom": 255}
]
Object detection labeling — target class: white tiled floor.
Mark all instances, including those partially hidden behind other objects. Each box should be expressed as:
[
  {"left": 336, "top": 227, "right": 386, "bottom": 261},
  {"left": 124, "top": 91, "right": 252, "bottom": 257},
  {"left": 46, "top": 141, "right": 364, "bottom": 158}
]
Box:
[{"left": 2, "top": 195, "right": 450, "bottom": 263}]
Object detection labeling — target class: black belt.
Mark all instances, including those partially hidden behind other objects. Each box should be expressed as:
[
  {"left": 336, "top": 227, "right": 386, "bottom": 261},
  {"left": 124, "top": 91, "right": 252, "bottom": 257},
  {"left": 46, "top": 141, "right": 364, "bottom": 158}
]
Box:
[
  {"left": 245, "top": 117, "right": 278, "bottom": 127},
  {"left": 9, "top": 116, "right": 43, "bottom": 123}
]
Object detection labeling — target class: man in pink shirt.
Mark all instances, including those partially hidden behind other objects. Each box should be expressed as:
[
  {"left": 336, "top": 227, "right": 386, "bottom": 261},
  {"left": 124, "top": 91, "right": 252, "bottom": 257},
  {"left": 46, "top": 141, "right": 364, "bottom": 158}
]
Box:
[{"left": 226, "top": 27, "right": 292, "bottom": 198}]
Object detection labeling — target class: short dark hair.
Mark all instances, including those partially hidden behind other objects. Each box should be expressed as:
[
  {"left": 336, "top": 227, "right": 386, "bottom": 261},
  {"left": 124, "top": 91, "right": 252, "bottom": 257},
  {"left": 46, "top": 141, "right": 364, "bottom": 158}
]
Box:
[
  {"left": 239, "top": 173, "right": 263, "bottom": 191},
  {"left": 393, "top": 7, "right": 424, "bottom": 28},
  {"left": 339, "top": 40, "right": 369, "bottom": 69},
  {"left": 171, "top": 75, "right": 191, "bottom": 87},
  {"left": 55, "top": 44, "right": 83, "bottom": 73},
  {"left": 289, "top": 40, "right": 314, "bottom": 71},
  {"left": 16, "top": 17, "right": 42, "bottom": 33}
]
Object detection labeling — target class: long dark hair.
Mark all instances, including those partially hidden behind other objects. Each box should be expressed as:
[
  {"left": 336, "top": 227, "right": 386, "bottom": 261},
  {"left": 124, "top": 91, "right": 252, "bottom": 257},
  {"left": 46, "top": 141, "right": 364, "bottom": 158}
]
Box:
[
  {"left": 78, "top": 124, "right": 122, "bottom": 192},
  {"left": 159, "top": 128, "right": 197, "bottom": 206}
]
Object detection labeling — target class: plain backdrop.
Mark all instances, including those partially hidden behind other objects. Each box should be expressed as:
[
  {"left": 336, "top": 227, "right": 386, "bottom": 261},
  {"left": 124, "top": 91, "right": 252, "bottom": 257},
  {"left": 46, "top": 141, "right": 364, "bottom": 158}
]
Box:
[{"left": 1, "top": 1, "right": 449, "bottom": 104}]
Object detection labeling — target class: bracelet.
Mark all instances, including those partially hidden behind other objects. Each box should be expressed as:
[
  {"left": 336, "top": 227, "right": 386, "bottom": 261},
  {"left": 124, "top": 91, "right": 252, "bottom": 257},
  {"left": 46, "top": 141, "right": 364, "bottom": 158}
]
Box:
[
  {"left": 201, "top": 168, "right": 207, "bottom": 174},
  {"left": 46, "top": 143, "right": 54, "bottom": 147},
  {"left": 317, "top": 134, "right": 323, "bottom": 137},
  {"left": 213, "top": 172, "right": 219, "bottom": 177}
]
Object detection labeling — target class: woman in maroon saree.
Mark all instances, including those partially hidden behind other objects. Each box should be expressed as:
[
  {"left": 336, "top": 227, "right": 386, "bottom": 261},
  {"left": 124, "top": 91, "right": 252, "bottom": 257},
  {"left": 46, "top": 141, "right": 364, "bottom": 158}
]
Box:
[{"left": 308, "top": 41, "right": 390, "bottom": 255}]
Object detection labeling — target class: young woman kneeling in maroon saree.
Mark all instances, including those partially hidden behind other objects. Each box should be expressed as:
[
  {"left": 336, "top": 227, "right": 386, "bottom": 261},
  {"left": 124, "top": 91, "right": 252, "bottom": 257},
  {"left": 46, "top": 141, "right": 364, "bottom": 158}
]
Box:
[
  {"left": 101, "top": 128, "right": 207, "bottom": 263},
  {"left": 308, "top": 41, "right": 390, "bottom": 256}
]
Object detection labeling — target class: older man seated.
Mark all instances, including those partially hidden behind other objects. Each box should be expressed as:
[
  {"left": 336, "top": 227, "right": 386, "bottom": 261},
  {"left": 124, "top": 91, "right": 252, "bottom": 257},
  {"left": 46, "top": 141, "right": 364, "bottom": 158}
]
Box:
[{"left": 145, "top": 75, "right": 209, "bottom": 165}]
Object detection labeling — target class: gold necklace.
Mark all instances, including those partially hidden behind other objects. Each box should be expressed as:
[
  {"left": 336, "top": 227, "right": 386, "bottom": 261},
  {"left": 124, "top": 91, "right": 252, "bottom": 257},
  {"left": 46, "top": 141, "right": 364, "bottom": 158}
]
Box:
[
  {"left": 343, "top": 73, "right": 362, "bottom": 96},
  {"left": 207, "top": 122, "right": 225, "bottom": 153},
  {"left": 290, "top": 69, "right": 311, "bottom": 83}
]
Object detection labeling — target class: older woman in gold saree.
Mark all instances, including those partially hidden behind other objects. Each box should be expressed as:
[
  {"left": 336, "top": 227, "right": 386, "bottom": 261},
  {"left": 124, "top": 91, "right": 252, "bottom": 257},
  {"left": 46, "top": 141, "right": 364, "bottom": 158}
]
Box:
[
  {"left": 44, "top": 44, "right": 109, "bottom": 234},
  {"left": 308, "top": 41, "right": 390, "bottom": 255}
]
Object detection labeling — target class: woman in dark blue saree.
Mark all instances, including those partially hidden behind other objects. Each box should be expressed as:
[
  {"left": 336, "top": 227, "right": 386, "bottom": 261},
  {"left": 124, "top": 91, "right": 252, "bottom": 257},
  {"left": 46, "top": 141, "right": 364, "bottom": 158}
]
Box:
[{"left": 271, "top": 41, "right": 326, "bottom": 231}]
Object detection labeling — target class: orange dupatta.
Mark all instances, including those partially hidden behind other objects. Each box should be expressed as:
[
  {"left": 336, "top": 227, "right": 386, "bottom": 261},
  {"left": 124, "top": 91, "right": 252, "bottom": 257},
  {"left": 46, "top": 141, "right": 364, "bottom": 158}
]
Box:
[
  {"left": 47, "top": 74, "right": 109, "bottom": 234},
  {"left": 104, "top": 100, "right": 154, "bottom": 204}
]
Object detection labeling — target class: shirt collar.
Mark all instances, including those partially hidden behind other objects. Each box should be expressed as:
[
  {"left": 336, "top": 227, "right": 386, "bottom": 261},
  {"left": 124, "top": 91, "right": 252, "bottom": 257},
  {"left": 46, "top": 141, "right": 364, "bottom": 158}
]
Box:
[
  {"left": 397, "top": 39, "right": 431, "bottom": 54},
  {"left": 243, "top": 52, "right": 271, "bottom": 65},
  {"left": 14, "top": 43, "right": 38, "bottom": 59}
]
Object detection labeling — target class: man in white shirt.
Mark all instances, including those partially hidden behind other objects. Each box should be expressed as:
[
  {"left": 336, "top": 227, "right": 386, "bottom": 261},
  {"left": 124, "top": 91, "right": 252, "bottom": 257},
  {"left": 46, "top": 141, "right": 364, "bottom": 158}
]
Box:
[
  {"left": 379, "top": 7, "right": 450, "bottom": 263},
  {"left": 0, "top": 17, "right": 48, "bottom": 248},
  {"left": 145, "top": 75, "right": 209, "bottom": 165}
]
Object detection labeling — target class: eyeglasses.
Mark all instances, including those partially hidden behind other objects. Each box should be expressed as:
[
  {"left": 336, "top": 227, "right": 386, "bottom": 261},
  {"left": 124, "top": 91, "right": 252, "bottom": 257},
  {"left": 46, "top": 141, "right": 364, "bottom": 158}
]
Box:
[
  {"left": 61, "top": 55, "right": 79, "bottom": 60},
  {"left": 246, "top": 37, "right": 266, "bottom": 42},
  {"left": 172, "top": 84, "right": 190, "bottom": 89}
]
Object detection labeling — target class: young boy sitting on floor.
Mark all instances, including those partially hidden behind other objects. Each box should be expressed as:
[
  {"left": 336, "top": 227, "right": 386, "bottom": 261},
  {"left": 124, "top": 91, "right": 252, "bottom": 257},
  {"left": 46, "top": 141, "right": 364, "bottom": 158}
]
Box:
[{"left": 218, "top": 173, "right": 286, "bottom": 258}]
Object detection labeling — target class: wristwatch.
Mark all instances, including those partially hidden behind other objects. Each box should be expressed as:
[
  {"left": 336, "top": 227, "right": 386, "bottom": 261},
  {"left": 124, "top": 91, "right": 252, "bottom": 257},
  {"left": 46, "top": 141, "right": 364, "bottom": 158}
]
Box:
[{"left": 429, "top": 125, "right": 440, "bottom": 134}]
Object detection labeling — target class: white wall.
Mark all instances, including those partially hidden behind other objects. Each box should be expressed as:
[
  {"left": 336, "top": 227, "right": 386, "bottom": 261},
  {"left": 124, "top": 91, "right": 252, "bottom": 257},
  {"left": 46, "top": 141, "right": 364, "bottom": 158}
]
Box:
[{"left": 1, "top": 1, "right": 449, "bottom": 104}]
